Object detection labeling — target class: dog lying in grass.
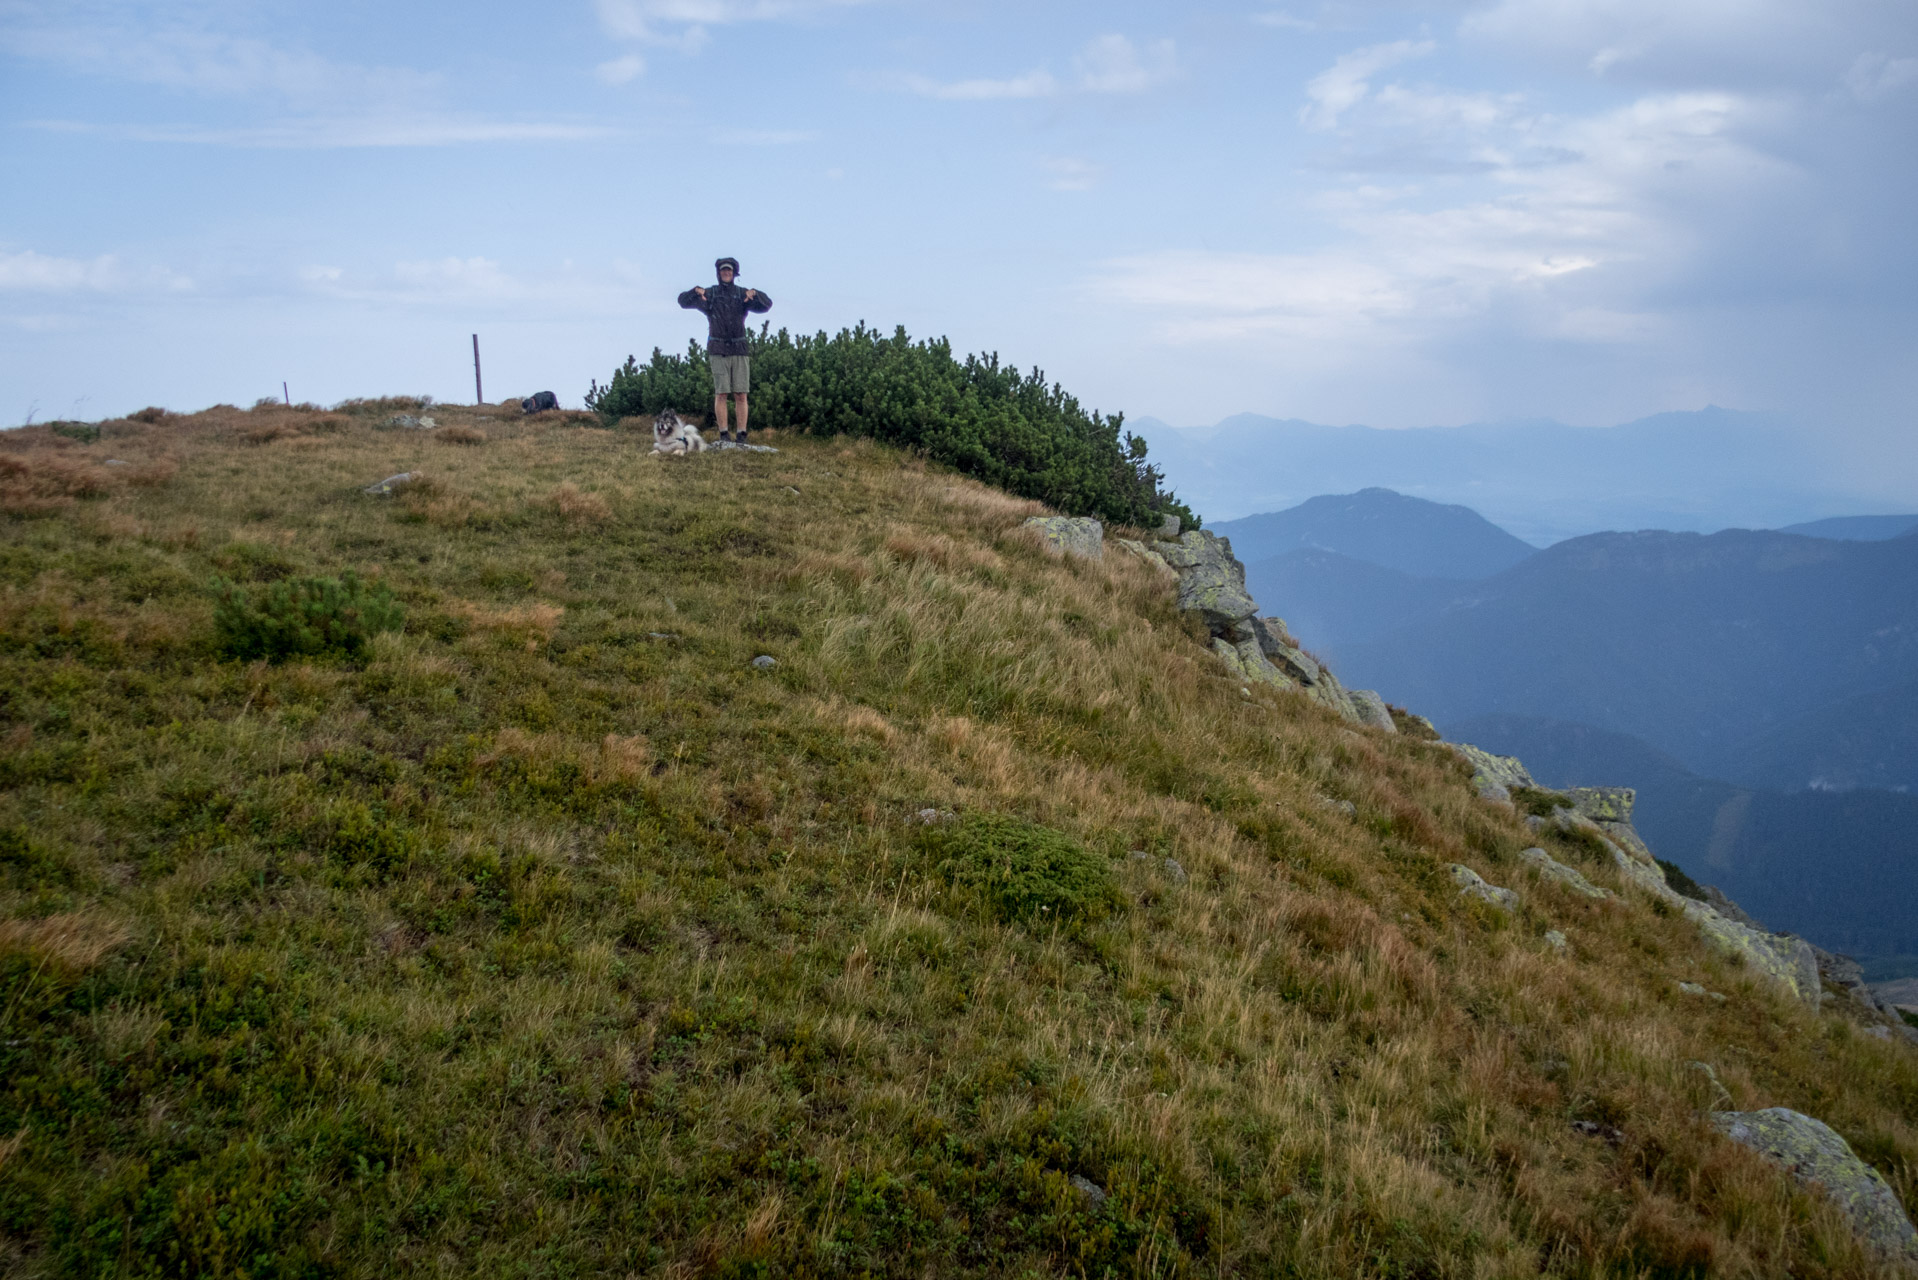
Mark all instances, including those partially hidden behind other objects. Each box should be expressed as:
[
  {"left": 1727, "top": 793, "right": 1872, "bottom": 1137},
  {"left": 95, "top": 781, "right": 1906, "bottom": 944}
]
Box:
[{"left": 651, "top": 410, "right": 705, "bottom": 456}]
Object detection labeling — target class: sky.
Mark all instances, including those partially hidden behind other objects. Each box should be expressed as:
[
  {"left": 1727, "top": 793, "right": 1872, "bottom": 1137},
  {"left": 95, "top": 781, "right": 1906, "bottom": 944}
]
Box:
[{"left": 2, "top": 0, "right": 1916, "bottom": 500}]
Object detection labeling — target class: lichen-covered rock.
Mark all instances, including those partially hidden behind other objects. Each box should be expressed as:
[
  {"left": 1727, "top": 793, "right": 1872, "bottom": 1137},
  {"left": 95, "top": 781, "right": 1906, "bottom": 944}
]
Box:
[
  {"left": 1518, "top": 846, "right": 1612, "bottom": 899},
  {"left": 1154, "top": 531, "right": 1258, "bottom": 630},
  {"left": 1347, "top": 689, "right": 1397, "bottom": 733},
  {"left": 1450, "top": 864, "right": 1518, "bottom": 911},
  {"left": 1713, "top": 1108, "right": 1918, "bottom": 1263},
  {"left": 1113, "top": 538, "right": 1174, "bottom": 574},
  {"left": 1682, "top": 904, "right": 1821, "bottom": 1006},
  {"left": 1448, "top": 743, "right": 1536, "bottom": 803},
  {"left": 1566, "top": 786, "right": 1635, "bottom": 824},
  {"left": 1023, "top": 516, "right": 1103, "bottom": 560}
]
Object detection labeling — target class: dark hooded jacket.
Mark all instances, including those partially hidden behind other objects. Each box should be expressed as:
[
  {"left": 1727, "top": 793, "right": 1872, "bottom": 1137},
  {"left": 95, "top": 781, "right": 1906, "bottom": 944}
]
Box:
[{"left": 677, "top": 258, "right": 772, "bottom": 359}]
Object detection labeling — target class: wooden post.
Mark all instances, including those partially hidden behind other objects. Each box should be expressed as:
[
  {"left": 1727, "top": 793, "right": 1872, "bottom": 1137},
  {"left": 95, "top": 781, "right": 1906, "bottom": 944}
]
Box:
[
  {"left": 472, "top": 334, "right": 483, "bottom": 406},
  {"left": 282, "top": 381, "right": 290, "bottom": 406}
]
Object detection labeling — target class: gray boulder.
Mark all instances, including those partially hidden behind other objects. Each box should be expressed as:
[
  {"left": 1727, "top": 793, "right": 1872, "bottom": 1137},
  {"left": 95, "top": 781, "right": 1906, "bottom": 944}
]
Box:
[
  {"left": 1156, "top": 514, "right": 1181, "bottom": 537},
  {"left": 1023, "top": 516, "right": 1104, "bottom": 561},
  {"left": 1153, "top": 531, "right": 1258, "bottom": 631},
  {"left": 1450, "top": 864, "right": 1518, "bottom": 911},
  {"left": 1518, "top": 846, "right": 1613, "bottom": 900},
  {"left": 1347, "top": 689, "right": 1397, "bottom": 733},
  {"left": 362, "top": 471, "right": 420, "bottom": 495},
  {"left": 1448, "top": 743, "right": 1536, "bottom": 803},
  {"left": 1713, "top": 1108, "right": 1918, "bottom": 1263}
]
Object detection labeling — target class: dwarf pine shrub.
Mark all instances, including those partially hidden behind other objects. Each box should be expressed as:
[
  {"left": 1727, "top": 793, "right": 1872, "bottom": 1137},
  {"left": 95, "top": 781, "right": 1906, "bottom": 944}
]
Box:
[
  {"left": 922, "top": 813, "right": 1123, "bottom": 925},
  {"left": 585, "top": 324, "right": 1194, "bottom": 529},
  {"left": 211, "top": 569, "right": 403, "bottom": 661}
]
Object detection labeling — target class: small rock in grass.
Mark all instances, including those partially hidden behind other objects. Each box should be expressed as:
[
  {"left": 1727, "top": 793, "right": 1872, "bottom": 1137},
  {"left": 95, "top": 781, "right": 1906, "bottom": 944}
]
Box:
[
  {"left": 104, "top": 458, "right": 129, "bottom": 466},
  {"left": 1163, "top": 857, "right": 1188, "bottom": 884},
  {"left": 912, "top": 808, "right": 956, "bottom": 825},
  {"left": 751, "top": 654, "right": 777, "bottom": 670},
  {"left": 1572, "top": 1120, "right": 1625, "bottom": 1145},
  {"left": 1543, "top": 929, "right": 1567, "bottom": 950},
  {"left": 1069, "top": 1174, "right": 1107, "bottom": 1208},
  {"left": 363, "top": 471, "right": 419, "bottom": 495},
  {"left": 646, "top": 632, "right": 679, "bottom": 641},
  {"left": 1677, "top": 980, "right": 1728, "bottom": 1002},
  {"left": 1449, "top": 864, "right": 1518, "bottom": 911}
]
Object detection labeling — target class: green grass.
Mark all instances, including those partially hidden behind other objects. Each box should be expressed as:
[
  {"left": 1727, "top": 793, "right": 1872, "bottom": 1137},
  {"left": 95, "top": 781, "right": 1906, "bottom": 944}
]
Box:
[{"left": 1, "top": 402, "right": 1915, "bottom": 1277}]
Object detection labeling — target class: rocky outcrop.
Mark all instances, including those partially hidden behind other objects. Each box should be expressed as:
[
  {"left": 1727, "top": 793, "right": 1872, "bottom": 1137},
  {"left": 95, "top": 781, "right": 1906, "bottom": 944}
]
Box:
[
  {"left": 1112, "top": 530, "right": 1398, "bottom": 730},
  {"left": 1155, "top": 531, "right": 1258, "bottom": 632},
  {"left": 1450, "top": 761, "right": 1826, "bottom": 1008},
  {"left": 1713, "top": 1109, "right": 1918, "bottom": 1263},
  {"left": 1518, "top": 846, "right": 1612, "bottom": 899},
  {"left": 1448, "top": 743, "right": 1536, "bottom": 803},
  {"left": 1023, "top": 516, "right": 1104, "bottom": 560}
]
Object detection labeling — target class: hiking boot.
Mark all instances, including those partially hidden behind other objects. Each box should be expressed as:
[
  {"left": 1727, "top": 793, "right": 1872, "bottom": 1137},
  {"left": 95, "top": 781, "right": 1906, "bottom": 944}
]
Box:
[{"left": 717, "top": 429, "right": 732, "bottom": 444}]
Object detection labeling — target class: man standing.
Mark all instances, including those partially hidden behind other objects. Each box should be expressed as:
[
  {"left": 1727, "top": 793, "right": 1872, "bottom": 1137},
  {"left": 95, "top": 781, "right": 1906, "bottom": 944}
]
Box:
[{"left": 678, "top": 258, "right": 772, "bottom": 443}]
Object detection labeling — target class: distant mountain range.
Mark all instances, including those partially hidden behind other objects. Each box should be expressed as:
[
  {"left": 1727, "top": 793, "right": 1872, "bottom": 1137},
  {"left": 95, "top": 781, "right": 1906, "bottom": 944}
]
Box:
[
  {"left": 1338, "top": 526, "right": 1918, "bottom": 783},
  {"left": 1777, "top": 514, "right": 1918, "bottom": 541},
  {"left": 1136, "top": 406, "right": 1903, "bottom": 544},
  {"left": 1211, "top": 488, "right": 1536, "bottom": 578},
  {"left": 1228, "top": 486, "right": 1918, "bottom": 959}
]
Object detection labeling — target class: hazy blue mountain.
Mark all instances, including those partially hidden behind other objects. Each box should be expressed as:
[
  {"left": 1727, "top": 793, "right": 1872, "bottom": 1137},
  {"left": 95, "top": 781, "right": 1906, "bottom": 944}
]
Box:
[
  {"left": 1721, "top": 677, "right": 1918, "bottom": 793},
  {"left": 1242, "top": 550, "right": 1471, "bottom": 657},
  {"left": 1774, "top": 514, "right": 1918, "bottom": 540},
  {"left": 1136, "top": 406, "right": 1857, "bottom": 544},
  {"left": 1211, "top": 488, "right": 1537, "bottom": 578},
  {"left": 1334, "top": 528, "right": 1918, "bottom": 778},
  {"left": 1445, "top": 713, "right": 1918, "bottom": 958}
]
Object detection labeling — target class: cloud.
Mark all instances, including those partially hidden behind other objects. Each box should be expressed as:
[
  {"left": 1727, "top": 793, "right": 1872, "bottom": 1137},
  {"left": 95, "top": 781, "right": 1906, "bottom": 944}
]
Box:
[
  {"left": 1459, "top": 0, "right": 1918, "bottom": 92},
  {"left": 3, "top": 7, "right": 613, "bottom": 149},
  {"left": 26, "top": 117, "right": 616, "bottom": 149},
  {"left": 1043, "top": 157, "right": 1102, "bottom": 191},
  {"left": 1091, "top": 87, "right": 1793, "bottom": 356},
  {"left": 593, "top": 0, "right": 877, "bottom": 45},
  {"left": 710, "top": 127, "right": 818, "bottom": 144},
  {"left": 1301, "top": 39, "right": 1434, "bottom": 128},
  {"left": 1253, "top": 12, "right": 1318, "bottom": 32},
  {"left": 1073, "top": 34, "right": 1177, "bottom": 94},
  {"left": 0, "top": 250, "right": 191, "bottom": 294},
  {"left": 1845, "top": 52, "right": 1918, "bottom": 101},
  {"left": 895, "top": 68, "right": 1059, "bottom": 100},
  {"left": 0, "top": 16, "right": 439, "bottom": 109},
  {"left": 893, "top": 34, "right": 1177, "bottom": 102},
  {"left": 596, "top": 53, "right": 647, "bottom": 84}
]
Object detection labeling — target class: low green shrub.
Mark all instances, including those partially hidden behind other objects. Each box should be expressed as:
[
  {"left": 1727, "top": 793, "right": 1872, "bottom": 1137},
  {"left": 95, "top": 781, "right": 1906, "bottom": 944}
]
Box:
[
  {"left": 211, "top": 570, "right": 404, "bottom": 662},
  {"left": 922, "top": 814, "right": 1122, "bottom": 925},
  {"left": 585, "top": 324, "right": 1194, "bottom": 530},
  {"left": 48, "top": 421, "right": 100, "bottom": 443},
  {"left": 1658, "top": 858, "right": 1710, "bottom": 902},
  {"left": 1510, "top": 786, "right": 1572, "bottom": 818}
]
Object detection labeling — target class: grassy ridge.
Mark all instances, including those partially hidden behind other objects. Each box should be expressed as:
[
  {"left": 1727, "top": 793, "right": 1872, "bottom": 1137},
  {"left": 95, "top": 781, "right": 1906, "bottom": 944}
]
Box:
[{"left": 1, "top": 403, "right": 1915, "bottom": 1277}]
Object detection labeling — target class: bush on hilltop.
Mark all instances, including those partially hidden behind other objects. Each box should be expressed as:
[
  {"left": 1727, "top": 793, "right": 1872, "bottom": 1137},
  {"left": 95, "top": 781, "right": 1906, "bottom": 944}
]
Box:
[{"left": 586, "top": 324, "right": 1195, "bottom": 530}]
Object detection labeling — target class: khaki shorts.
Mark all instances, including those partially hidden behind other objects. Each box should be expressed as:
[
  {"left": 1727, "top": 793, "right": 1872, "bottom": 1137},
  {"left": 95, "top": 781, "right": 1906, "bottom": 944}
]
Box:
[{"left": 711, "top": 354, "right": 751, "bottom": 395}]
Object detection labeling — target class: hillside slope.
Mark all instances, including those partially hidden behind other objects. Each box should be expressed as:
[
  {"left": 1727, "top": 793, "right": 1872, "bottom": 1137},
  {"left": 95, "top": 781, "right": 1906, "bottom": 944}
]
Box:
[{"left": 2, "top": 404, "right": 1917, "bottom": 1277}]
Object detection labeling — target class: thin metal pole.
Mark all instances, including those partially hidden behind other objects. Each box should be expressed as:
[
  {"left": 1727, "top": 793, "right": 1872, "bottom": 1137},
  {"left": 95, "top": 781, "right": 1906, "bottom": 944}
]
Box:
[
  {"left": 472, "top": 334, "right": 483, "bottom": 405},
  {"left": 283, "top": 381, "right": 290, "bottom": 406}
]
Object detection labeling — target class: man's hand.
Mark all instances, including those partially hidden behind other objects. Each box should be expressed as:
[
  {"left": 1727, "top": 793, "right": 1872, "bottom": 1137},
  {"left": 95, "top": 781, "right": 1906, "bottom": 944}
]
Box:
[
  {"left": 693, "top": 286, "right": 706, "bottom": 300},
  {"left": 743, "top": 288, "right": 757, "bottom": 302}
]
